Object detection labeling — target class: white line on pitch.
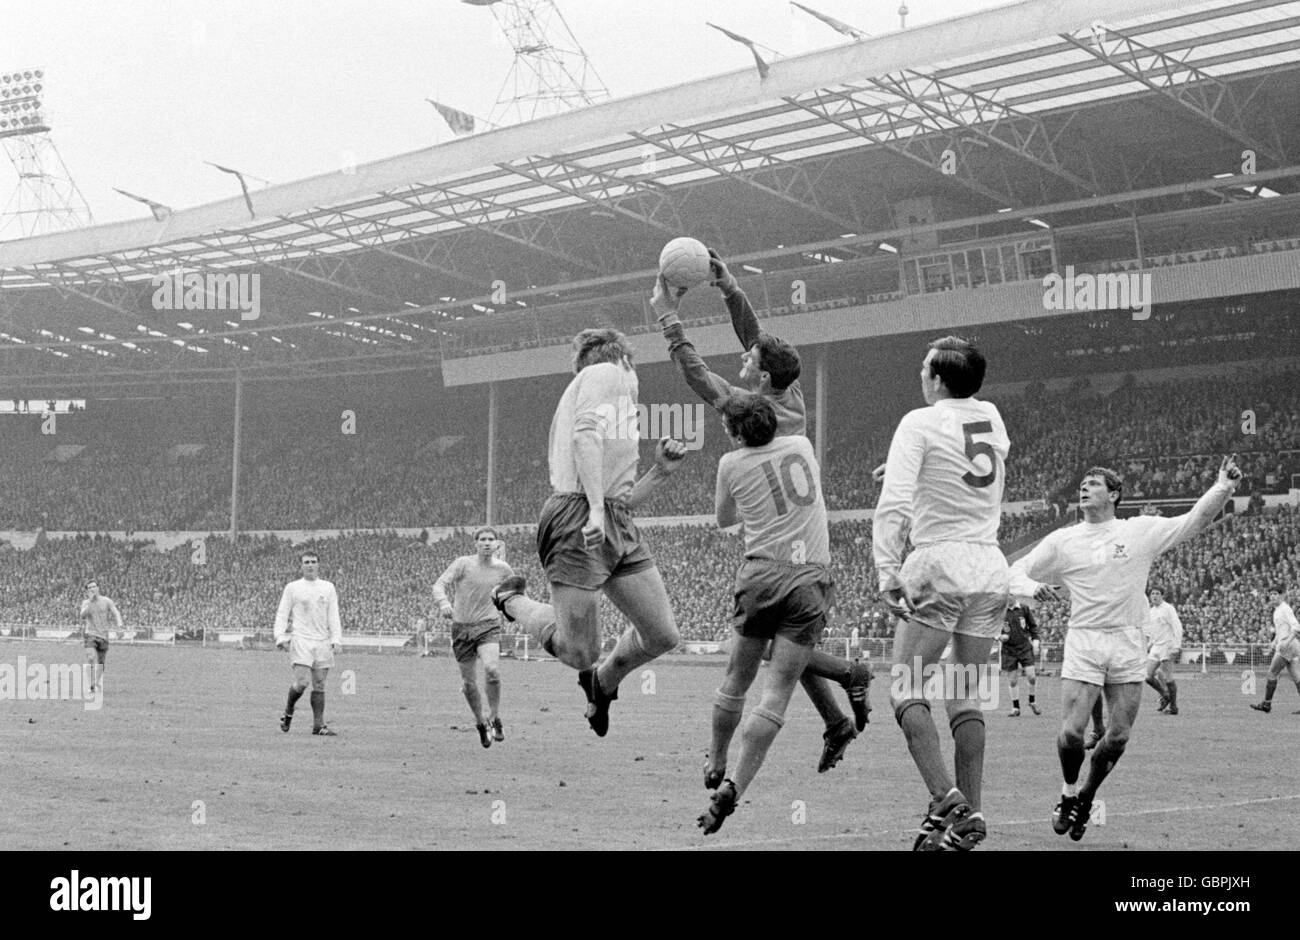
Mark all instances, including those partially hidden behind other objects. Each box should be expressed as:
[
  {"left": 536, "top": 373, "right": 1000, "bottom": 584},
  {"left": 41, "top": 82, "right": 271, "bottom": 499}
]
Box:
[{"left": 675, "top": 792, "right": 1300, "bottom": 851}]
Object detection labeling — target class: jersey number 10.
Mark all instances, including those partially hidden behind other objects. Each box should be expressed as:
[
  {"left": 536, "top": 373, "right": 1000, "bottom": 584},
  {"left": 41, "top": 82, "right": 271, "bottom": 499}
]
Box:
[{"left": 760, "top": 453, "right": 818, "bottom": 516}]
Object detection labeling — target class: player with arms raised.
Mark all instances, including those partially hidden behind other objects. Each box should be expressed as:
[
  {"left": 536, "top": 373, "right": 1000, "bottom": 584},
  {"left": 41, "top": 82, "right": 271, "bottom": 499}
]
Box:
[
  {"left": 433, "top": 527, "right": 514, "bottom": 748},
  {"left": 80, "top": 579, "right": 122, "bottom": 694},
  {"left": 1250, "top": 586, "right": 1300, "bottom": 714},
  {"left": 698, "top": 394, "right": 835, "bottom": 834},
  {"left": 875, "top": 336, "right": 1009, "bottom": 851},
  {"left": 275, "top": 551, "right": 343, "bottom": 736},
  {"left": 652, "top": 251, "right": 871, "bottom": 772},
  {"left": 1010, "top": 459, "right": 1241, "bottom": 840}
]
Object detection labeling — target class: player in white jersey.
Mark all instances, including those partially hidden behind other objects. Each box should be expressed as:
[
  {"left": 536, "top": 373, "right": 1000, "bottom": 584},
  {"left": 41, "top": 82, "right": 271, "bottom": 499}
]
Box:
[
  {"left": 698, "top": 394, "right": 835, "bottom": 834},
  {"left": 1250, "top": 587, "right": 1300, "bottom": 713},
  {"left": 1010, "top": 458, "right": 1241, "bottom": 840},
  {"left": 80, "top": 579, "right": 122, "bottom": 694},
  {"left": 875, "top": 336, "right": 1009, "bottom": 851},
  {"left": 1144, "top": 587, "right": 1182, "bottom": 715},
  {"left": 433, "top": 527, "right": 515, "bottom": 747},
  {"left": 490, "top": 329, "right": 689, "bottom": 737},
  {"left": 275, "top": 551, "right": 343, "bottom": 736}
]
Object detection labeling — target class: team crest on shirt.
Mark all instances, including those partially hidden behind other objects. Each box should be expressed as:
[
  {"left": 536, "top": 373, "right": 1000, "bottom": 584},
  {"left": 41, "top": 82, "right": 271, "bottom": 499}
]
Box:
[{"left": 1111, "top": 544, "right": 1129, "bottom": 560}]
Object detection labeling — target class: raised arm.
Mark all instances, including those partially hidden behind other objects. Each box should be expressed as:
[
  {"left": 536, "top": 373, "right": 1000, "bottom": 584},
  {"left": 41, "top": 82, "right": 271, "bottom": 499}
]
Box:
[
  {"left": 651, "top": 275, "right": 740, "bottom": 412},
  {"left": 626, "top": 438, "right": 688, "bottom": 512},
  {"left": 1148, "top": 456, "right": 1242, "bottom": 554},
  {"left": 709, "top": 252, "right": 763, "bottom": 351}
]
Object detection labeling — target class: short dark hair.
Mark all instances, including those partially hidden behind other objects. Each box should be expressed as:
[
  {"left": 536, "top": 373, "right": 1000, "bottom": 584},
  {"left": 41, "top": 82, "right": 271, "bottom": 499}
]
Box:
[
  {"left": 722, "top": 392, "right": 778, "bottom": 447},
  {"left": 1272, "top": 585, "right": 1287, "bottom": 595},
  {"left": 927, "top": 335, "right": 986, "bottom": 398},
  {"left": 1083, "top": 466, "right": 1123, "bottom": 509},
  {"left": 473, "top": 527, "right": 498, "bottom": 541},
  {"left": 754, "top": 333, "right": 801, "bottom": 391},
  {"left": 1148, "top": 585, "right": 1164, "bottom": 595},
  {"left": 85, "top": 579, "right": 97, "bottom": 588},
  {"left": 300, "top": 551, "right": 319, "bottom": 563},
  {"left": 573, "top": 328, "right": 634, "bottom": 372}
]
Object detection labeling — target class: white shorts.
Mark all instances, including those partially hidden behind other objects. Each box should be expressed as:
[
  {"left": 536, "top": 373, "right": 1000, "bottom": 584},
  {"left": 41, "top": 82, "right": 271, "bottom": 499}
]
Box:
[
  {"left": 1146, "top": 642, "right": 1176, "bottom": 664},
  {"left": 290, "top": 635, "right": 335, "bottom": 669},
  {"left": 1276, "top": 639, "right": 1300, "bottom": 663},
  {"left": 1062, "top": 626, "right": 1146, "bottom": 686},
  {"left": 898, "top": 542, "right": 1009, "bottom": 639}
]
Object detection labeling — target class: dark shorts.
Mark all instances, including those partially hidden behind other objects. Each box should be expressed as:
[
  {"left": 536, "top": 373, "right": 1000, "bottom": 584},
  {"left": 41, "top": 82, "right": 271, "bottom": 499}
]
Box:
[
  {"left": 1001, "top": 644, "right": 1034, "bottom": 671},
  {"left": 732, "top": 559, "right": 833, "bottom": 648},
  {"left": 536, "top": 493, "right": 655, "bottom": 590},
  {"left": 452, "top": 620, "right": 501, "bottom": 664},
  {"left": 84, "top": 635, "right": 108, "bottom": 663}
]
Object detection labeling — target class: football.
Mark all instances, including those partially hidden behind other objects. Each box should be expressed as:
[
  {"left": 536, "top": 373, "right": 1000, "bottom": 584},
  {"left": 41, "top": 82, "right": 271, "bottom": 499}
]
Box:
[{"left": 658, "top": 237, "right": 712, "bottom": 291}]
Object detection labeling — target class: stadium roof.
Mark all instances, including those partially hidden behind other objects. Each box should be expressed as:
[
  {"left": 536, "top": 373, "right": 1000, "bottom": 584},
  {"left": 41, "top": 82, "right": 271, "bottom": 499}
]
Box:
[{"left": 2, "top": 0, "right": 1299, "bottom": 389}]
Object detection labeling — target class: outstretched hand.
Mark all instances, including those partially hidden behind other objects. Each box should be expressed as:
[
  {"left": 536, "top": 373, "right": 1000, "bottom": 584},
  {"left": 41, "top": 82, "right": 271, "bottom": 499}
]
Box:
[
  {"left": 654, "top": 437, "right": 688, "bottom": 472},
  {"left": 1218, "top": 453, "right": 1243, "bottom": 488},
  {"left": 707, "top": 248, "right": 738, "bottom": 294},
  {"left": 650, "top": 274, "right": 685, "bottom": 325}
]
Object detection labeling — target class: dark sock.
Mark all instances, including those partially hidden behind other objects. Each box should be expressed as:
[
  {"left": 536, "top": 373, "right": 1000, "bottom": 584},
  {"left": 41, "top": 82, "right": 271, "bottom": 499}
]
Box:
[
  {"left": 1265, "top": 678, "right": 1278, "bottom": 703},
  {"left": 1028, "top": 694, "right": 1036, "bottom": 704},
  {"left": 1058, "top": 731, "right": 1085, "bottom": 785},
  {"left": 1012, "top": 699, "right": 1020, "bottom": 710},
  {"left": 1080, "top": 740, "right": 1124, "bottom": 802},
  {"left": 310, "top": 690, "right": 325, "bottom": 728},
  {"left": 285, "top": 685, "right": 305, "bottom": 715},
  {"left": 951, "top": 715, "right": 985, "bottom": 812},
  {"left": 1167, "top": 680, "right": 1177, "bottom": 708}
]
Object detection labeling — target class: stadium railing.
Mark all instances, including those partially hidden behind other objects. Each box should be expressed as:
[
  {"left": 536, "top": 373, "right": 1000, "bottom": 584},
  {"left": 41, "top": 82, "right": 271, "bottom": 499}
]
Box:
[{"left": 0, "top": 624, "right": 176, "bottom": 645}]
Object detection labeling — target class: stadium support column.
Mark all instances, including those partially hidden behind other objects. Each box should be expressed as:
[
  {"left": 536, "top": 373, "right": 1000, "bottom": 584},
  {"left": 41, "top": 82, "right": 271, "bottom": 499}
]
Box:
[
  {"left": 814, "top": 347, "right": 827, "bottom": 468},
  {"left": 229, "top": 370, "right": 243, "bottom": 537},
  {"left": 486, "top": 381, "right": 498, "bottom": 526},
  {"left": 1132, "top": 213, "right": 1145, "bottom": 267}
]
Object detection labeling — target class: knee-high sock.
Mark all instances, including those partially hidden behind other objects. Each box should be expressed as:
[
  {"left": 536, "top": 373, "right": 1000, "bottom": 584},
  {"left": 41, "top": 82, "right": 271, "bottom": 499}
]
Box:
[
  {"left": 485, "top": 674, "right": 501, "bottom": 721},
  {"left": 1165, "top": 679, "right": 1177, "bottom": 709},
  {"left": 710, "top": 690, "right": 746, "bottom": 775},
  {"left": 801, "top": 673, "right": 846, "bottom": 729},
  {"left": 897, "top": 701, "right": 953, "bottom": 799},
  {"left": 463, "top": 682, "right": 484, "bottom": 723},
  {"left": 1264, "top": 678, "right": 1278, "bottom": 703},
  {"left": 1058, "top": 730, "right": 1085, "bottom": 786},
  {"left": 310, "top": 690, "right": 325, "bottom": 728},
  {"left": 951, "top": 715, "right": 985, "bottom": 812},
  {"left": 598, "top": 627, "right": 654, "bottom": 693},
  {"left": 804, "top": 650, "right": 853, "bottom": 687},
  {"left": 732, "top": 709, "right": 783, "bottom": 798},
  {"left": 1145, "top": 675, "right": 1169, "bottom": 698},
  {"left": 285, "top": 685, "right": 305, "bottom": 716},
  {"left": 1079, "top": 739, "right": 1125, "bottom": 801}
]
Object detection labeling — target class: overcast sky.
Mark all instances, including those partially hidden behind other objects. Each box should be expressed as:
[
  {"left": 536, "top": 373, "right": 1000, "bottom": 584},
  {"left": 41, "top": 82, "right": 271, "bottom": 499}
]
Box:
[{"left": 1, "top": 0, "right": 1005, "bottom": 230}]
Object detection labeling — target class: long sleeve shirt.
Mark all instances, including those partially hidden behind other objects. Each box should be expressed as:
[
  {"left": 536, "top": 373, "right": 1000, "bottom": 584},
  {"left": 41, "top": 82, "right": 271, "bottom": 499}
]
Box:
[
  {"left": 432, "top": 555, "right": 515, "bottom": 624},
  {"left": 873, "top": 398, "right": 1009, "bottom": 591},
  {"left": 548, "top": 361, "right": 640, "bottom": 501},
  {"left": 274, "top": 577, "right": 342, "bottom": 646}
]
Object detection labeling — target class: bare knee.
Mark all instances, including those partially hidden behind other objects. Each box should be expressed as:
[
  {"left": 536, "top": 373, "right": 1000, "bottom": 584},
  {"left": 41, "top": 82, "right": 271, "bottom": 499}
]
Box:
[
  {"left": 1103, "top": 726, "right": 1131, "bottom": 750},
  {"left": 484, "top": 666, "right": 501, "bottom": 684},
  {"left": 641, "top": 626, "right": 680, "bottom": 658},
  {"left": 1059, "top": 725, "right": 1085, "bottom": 749}
]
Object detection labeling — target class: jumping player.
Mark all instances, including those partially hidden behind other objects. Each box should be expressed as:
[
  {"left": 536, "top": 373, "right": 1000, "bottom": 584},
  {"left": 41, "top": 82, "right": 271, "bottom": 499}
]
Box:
[
  {"left": 1010, "top": 458, "right": 1241, "bottom": 841},
  {"left": 275, "top": 551, "right": 343, "bottom": 736},
  {"left": 433, "top": 527, "right": 514, "bottom": 747},
  {"left": 1145, "top": 587, "right": 1182, "bottom": 715},
  {"left": 651, "top": 253, "right": 871, "bottom": 772},
  {"left": 79, "top": 579, "right": 122, "bottom": 694},
  {"left": 1001, "top": 602, "right": 1041, "bottom": 717},
  {"left": 1250, "top": 586, "right": 1300, "bottom": 714},
  {"left": 875, "top": 336, "right": 1009, "bottom": 852},
  {"left": 491, "top": 329, "right": 688, "bottom": 737},
  {"left": 698, "top": 394, "right": 834, "bottom": 834}
]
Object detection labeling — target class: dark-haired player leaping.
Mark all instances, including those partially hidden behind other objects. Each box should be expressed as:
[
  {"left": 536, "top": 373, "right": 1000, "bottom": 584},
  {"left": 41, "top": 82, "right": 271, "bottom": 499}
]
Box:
[
  {"left": 1010, "top": 457, "right": 1241, "bottom": 841},
  {"left": 652, "top": 252, "right": 871, "bottom": 775},
  {"left": 698, "top": 393, "right": 835, "bottom": 834}
]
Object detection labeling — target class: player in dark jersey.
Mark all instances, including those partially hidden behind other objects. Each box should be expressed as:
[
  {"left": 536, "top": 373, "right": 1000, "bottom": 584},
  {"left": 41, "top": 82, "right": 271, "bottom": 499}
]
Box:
[
  {"left": 1000, "top": 602, "right": 1041, "bottom": 717},
  {"left": 698, "top": 393, "right": 835, "bottom": 835},
  {"left": 652, "top": 255, "right": 870, "bottom": 774}
]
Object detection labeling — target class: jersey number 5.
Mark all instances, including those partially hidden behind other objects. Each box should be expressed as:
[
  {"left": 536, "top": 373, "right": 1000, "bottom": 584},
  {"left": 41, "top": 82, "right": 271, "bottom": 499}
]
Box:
[
  {"left": 961, "top": 421, "right": 997, "bottom": 489},
  {"left": 760, "top": 453, "right": 817, "bottom": 516}
]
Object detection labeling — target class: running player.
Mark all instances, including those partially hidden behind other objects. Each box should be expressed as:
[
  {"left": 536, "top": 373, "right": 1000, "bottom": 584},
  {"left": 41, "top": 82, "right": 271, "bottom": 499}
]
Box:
[
  {"left": 79, "top": 579, "right": 122, "bottom": 694},
  {"left": 274, "top": 551, "right": 343, "bottom": 736},
  {"left": 698, "top": 395, "right": 836, "bottom": 833},
  {"left": 1010, "top": 458, "right": 1241, "bottom": 841},
  {"left": 433, "top": 527, "right": 514, "bottom": 747},
  {"left": 492, "top": 329, "right": 687, "bottom": 737},
  {"left": 1001, "top": 602, "right": 1041, "bottom": 717},
  {"left": 1145, "top": 587, "right": 1182, "bottom": 715},
  {"left": 1250, "top": 586, "right": 1300, "bottom": 713},
  {"left": 651, "top": 254, "right": 871, "bottom": 772}
]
